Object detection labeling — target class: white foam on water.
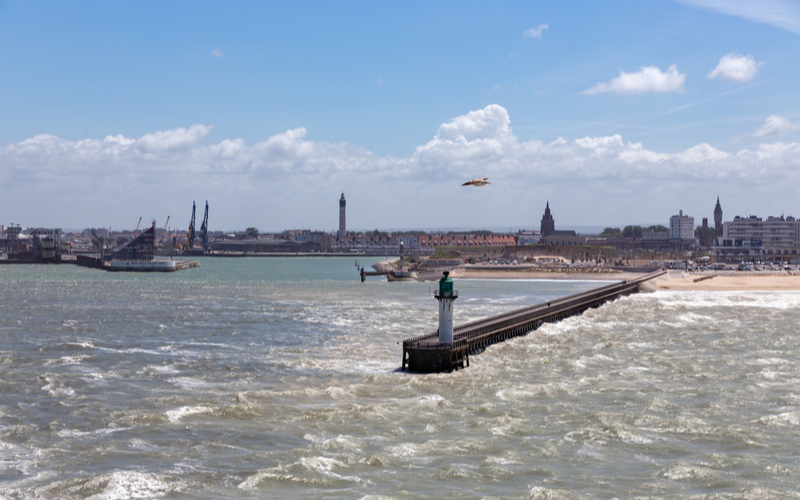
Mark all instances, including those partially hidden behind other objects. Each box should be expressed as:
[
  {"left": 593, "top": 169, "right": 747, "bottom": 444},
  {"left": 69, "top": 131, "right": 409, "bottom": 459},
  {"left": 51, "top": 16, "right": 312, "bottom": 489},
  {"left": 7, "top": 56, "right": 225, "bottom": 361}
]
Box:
[
  {"left": 757, "top": 411, "right": 800, "bottom": 427},
  {"left": 165, "top": 405, "right": 214, "bottom": 423},
  {"left": 57, "top": 426, "right": 133, "bottom": 438},
  {"left": 145, "top": 364, "right": 180, "bottom": 375},
  {"left": 84, "top": 471, "right": 177, "bottom": 499},
  {"left": 238, "top": 456, "right": 367, "bottom": 490},
  {"left": 58, "top": 354, "right": 92, "bottom": 365},
  {"left": 166, "top": 377, "right": 210, "bottom": 390},
  {"left": 40, "top": 375, "right": 75, "bottom": 397},
  {"left": 66, "top": 340, "right": 95, "bottom": 349},
  {"left": 661, "top": 463, "right": 720, "bottom": 481}
]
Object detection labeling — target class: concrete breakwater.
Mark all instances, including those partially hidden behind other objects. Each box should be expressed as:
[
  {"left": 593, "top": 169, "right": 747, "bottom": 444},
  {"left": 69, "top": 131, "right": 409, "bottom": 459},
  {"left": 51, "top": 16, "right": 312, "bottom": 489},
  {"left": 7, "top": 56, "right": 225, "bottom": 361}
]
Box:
[
  {"left": 402, "top": 270, "right": 666, "bottom": 373},
  {"left": 75, "top": 255, "right": 199, "bottom": 272}
]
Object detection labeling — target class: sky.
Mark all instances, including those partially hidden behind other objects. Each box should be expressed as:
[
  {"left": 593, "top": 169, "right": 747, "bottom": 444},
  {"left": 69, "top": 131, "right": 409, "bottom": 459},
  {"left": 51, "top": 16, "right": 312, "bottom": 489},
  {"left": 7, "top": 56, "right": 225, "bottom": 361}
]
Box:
[{"left": 2, "top": 0, "right": 800, "bottom": 233}]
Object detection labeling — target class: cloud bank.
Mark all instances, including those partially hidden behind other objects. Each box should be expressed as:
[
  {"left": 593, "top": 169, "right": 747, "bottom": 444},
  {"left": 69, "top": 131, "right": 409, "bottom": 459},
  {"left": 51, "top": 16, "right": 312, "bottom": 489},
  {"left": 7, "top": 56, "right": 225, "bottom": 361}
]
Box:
[
  {"left": 583, "top": 65, "right": 686, "bottom": 95},
  {"left": 2, "top": 105, "right": 799, "bottom": 230}
]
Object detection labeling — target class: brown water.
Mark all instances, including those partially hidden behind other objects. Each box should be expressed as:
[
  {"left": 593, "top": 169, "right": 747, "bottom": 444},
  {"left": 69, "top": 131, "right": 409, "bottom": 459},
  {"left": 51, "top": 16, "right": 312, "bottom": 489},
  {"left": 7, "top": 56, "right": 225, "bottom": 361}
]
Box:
[{"left": 2, "top": 258, "right": 799, "bottom": 499}]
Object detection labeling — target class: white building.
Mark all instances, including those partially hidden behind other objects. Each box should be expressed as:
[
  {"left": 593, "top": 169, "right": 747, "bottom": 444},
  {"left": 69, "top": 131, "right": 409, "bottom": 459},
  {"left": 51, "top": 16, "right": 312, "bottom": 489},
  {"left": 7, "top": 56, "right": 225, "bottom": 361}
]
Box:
[
  {"left": 714, "top": 215, "right": 800, "bottom": 263},
  {"left": 669, "top": 210, "right": 694, "bottom": 241}
]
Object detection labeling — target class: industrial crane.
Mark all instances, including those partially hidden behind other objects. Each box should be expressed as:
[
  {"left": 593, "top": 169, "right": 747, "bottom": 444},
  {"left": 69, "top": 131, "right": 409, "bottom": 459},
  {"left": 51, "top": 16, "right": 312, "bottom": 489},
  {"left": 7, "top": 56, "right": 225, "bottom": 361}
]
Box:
[
  {"left": 187, "top": 202, "right": 196, "bottom": 249},
  {"left": 159, "top": 216, "right": 170, "bottom": 244},
  {"left": 133, "top": 216, "right": 142, "bottom": 237}
]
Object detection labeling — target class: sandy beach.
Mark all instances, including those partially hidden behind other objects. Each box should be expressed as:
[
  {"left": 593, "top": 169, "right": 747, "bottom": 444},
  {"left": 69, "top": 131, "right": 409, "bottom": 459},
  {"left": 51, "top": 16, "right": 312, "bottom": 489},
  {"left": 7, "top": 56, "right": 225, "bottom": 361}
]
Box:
[
  {"left": 442, "top": 266, "right": 800, "bottom": 291},
  {"left": 641, "top": 270, "right": 800, "bottom": 291},
  {"left": 381, "top": 261, "right": 800, "bottom": 291}
]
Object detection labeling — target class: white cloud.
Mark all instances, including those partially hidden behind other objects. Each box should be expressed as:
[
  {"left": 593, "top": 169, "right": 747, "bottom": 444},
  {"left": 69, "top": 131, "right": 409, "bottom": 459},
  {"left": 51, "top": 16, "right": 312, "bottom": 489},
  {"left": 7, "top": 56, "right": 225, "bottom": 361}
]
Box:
[
  {"left": 3, "top": 105, "right": 800, "bottom": 230},
  {"left": 583, "top": 65, "right": 686, "bottom": 95},
  {"left": 211, "top": 48, "right": 225, "bottom": 58},
  {"left": 136, "top": 124, "right": 213, "bottom": 152},
  {"left": 522, "top": 24, "right": 548, "bottom": 39},
  {"left": 753, "top": 115, "right": 800, "bottom": 137},
  {"left": 678, "top": 0, "right": 800, "bottom": 35},
  {"left": 707, "top": 53, "right": 763, "bottom": 81}
]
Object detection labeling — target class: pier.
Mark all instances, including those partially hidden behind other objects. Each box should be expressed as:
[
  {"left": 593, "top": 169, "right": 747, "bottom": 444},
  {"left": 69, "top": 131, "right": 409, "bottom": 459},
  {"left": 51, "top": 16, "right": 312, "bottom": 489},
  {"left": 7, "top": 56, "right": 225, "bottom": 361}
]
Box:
[
  {"left": 75, "top": 255, "right": 199, "bottom": 272},
  {"left": 401, "top": 269, "right": 666, "bottom": 373}
]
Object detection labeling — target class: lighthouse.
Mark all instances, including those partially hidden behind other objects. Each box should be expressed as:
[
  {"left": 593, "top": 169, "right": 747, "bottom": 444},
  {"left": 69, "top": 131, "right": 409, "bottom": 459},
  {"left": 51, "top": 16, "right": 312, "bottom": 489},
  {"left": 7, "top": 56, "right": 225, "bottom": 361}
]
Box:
[{"left": 435, "top": 271, "right": 458, "bottom": 344}]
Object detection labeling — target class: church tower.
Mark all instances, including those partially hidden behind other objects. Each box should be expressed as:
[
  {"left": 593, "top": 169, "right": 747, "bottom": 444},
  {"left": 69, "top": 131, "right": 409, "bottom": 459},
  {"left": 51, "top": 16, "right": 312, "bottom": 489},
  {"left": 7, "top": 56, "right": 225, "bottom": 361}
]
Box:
[
  {"left": 338, "top": 193, "right": 346, "bottom": 238},
  {"left": 540, "top": 201, "right": 555, "bottom": 238},
  {"left": 714, "top": 196, "right": 723, "bottom": 234}
]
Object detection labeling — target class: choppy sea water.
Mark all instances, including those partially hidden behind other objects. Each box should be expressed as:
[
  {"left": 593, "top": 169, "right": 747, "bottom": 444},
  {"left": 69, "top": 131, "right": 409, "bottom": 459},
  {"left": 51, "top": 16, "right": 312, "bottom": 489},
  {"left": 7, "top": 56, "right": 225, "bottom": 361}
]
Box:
[{"left": 1, "top": 257, "right": 800, "bottom": 499}]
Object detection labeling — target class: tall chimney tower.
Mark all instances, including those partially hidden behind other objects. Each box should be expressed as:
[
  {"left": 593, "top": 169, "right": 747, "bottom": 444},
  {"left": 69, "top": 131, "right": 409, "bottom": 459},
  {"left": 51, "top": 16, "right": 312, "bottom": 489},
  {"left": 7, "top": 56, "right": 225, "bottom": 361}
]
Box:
[{"left": 338, "top": 193, "right": 346, "bottom": 238}]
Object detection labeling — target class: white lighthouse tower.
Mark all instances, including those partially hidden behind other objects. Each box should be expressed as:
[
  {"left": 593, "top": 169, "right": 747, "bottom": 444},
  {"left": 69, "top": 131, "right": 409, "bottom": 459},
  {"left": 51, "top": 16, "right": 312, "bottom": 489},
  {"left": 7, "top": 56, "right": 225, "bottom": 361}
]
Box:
[{"left": 435, "top": 271, "right": 458, "bottom": 344}]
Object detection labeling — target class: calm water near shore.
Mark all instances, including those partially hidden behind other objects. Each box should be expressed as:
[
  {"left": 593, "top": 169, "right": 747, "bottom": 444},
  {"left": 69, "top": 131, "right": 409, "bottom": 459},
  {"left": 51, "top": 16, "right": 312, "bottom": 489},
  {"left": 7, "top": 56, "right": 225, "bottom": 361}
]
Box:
[{"left": 2, "top": 257, "right": 800, "bottom": 499}]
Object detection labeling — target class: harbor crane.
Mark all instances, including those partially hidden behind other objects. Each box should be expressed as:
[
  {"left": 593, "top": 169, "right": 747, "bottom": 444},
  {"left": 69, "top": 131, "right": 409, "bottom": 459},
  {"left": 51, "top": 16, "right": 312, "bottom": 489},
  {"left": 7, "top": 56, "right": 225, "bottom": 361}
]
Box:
[
  {"left": 160, "top": 216, "right": 170, "bottom": 244},
  {"left": 133, "top": 216, "right": 142, "bottom": 237},
  {"left": 199, "top": 201, "right": 209, "bottom": 252},
  {"left": 187, "top": 202, "right": 196, "bottom": 249}
]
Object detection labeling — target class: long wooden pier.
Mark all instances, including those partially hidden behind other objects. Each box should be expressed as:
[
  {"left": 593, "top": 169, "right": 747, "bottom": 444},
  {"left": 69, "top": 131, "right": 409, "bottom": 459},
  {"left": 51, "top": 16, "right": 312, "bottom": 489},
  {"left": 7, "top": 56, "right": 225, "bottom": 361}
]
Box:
[{"left": 401, "top": 270, "right": 666, "bottom": 373}]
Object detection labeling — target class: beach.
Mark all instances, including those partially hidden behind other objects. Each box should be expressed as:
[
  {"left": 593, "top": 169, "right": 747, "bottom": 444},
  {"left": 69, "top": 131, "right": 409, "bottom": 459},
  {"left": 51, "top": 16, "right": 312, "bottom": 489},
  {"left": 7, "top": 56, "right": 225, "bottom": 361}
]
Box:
[
  {"left": 441, "top": 264, "right": 800, "bottom": 291},
  {"left": 642, "top": 269, "right": 800, "bottom": 291}
]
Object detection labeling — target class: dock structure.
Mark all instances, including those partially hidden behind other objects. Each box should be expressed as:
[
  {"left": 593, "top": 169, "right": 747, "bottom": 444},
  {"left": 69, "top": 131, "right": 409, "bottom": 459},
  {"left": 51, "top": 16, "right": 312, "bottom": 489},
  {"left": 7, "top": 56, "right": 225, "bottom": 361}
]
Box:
[{"left": 401, "top": 269, "right": 666, "bottom": 373}]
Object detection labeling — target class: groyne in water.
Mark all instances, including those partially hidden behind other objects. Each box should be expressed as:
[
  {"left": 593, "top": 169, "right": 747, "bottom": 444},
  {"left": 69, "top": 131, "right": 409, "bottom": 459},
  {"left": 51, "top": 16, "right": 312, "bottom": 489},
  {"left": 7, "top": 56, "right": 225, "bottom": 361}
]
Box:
[{"left": 401, "top": 269, "right": 666, "bottom": 373}]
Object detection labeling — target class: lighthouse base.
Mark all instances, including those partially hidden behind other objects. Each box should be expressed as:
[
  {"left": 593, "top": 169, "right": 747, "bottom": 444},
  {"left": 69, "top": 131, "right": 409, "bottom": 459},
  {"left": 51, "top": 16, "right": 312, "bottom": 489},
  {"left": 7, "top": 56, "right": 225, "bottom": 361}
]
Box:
[{"left": 401, "top": 341, "right": 469, "bottom": 373}]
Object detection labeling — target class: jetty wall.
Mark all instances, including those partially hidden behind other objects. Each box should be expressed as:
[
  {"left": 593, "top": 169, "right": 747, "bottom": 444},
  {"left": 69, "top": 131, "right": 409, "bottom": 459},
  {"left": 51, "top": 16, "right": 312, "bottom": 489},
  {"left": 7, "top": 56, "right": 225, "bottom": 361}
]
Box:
[{"left": 402, "top": 270, "right": 666, "bottom": 373}]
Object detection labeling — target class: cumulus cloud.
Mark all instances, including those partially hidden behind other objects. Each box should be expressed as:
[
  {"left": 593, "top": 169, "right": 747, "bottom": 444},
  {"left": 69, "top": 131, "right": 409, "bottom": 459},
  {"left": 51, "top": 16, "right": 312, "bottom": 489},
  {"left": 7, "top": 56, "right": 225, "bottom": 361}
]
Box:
[
  {"left": 707, "top": 53, "right": 763, "bottom": 81},
  {"left": 522, "top": 24, "right": 548, "bottom": 38},
  {"left": 583, "top": 65, "right": 686, "bottom": 95},
  {"left": 753, "top": 115, "right": 800, "bottom": 137},
  {"left": 3, "top": 105, "right": 800, "bottom": 230}
]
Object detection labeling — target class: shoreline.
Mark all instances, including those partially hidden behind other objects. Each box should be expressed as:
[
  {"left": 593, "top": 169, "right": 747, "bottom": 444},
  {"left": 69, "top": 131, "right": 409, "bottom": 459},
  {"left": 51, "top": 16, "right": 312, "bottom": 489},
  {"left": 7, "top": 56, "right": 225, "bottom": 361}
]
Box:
[
  {"left": 381, "top": 261, "right": 800, "bottom": 291},
  {"left": 640, "top": 270, "right": 800, "bottom": 292}
]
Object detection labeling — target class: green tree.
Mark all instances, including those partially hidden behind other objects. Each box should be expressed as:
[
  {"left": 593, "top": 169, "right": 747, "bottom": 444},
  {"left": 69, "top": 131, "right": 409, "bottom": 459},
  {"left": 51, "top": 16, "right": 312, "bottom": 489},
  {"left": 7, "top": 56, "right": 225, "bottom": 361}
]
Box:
[
  {"left": 623, "top": 225, "right": 644, "bottom": 238},
  {"left": 599, "top": 227, "right": 622, "bottom": 238},
  {"left": 245, "top": 227, "right": 259, "bottom": 239}
]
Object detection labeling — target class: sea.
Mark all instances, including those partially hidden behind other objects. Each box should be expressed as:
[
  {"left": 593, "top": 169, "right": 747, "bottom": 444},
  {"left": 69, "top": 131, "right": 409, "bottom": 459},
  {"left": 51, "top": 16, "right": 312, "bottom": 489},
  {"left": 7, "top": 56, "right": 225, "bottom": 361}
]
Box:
[{"left": 1, "top": 257, "right": 799, "bottom": 499}]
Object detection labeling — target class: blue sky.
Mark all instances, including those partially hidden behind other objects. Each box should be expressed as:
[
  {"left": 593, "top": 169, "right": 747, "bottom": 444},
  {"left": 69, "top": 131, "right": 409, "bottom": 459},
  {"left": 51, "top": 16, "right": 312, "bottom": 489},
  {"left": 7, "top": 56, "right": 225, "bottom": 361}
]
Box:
[{"left": 2, "top": 0, "right": 800, "bottom": 232}]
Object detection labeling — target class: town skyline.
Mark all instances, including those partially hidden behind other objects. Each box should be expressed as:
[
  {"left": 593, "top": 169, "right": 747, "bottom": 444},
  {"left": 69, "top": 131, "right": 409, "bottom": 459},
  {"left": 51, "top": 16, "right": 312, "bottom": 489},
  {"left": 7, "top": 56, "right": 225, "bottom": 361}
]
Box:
[{"left": 2, "top": 1, "right": 799, "bottom": 231}]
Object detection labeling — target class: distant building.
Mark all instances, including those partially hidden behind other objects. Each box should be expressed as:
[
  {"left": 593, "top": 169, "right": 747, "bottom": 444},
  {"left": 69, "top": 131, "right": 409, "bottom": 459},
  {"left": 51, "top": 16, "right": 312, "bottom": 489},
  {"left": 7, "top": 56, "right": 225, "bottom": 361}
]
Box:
[
  {"left": 538, "top": 202, "right": 585, "bottom": 245},
  {"left": 545, "top": 233, "right": 587, "bottom": 246},
  {"left": 338, "top": 193, "right": 346, "bottom": 238},
  {"left": 418, "top": 233, "right": 516, "bottom": 249},
  {"left": 29, "top": 228, "right": 64, "bottom": 262},
  {"left": 713, "top": 214, "right": 800, "bottom": 263},
  {"left": 540, "top": 201, "right": 555, "bottom": 238},
  {"left": 714, "top": 196, "right": 723, "bottom": 234},
  {"left": 698, "top": 217, "right": 716, "bottom": 247},
  {"left": 516, "top": 229, "right": 541, "bottom": 246},
  {"left": 669, "top": 210, "right": 694, "bottom": 241},
  {"left": 214, "top": 238, "right": 320, "bottom": 254}
]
